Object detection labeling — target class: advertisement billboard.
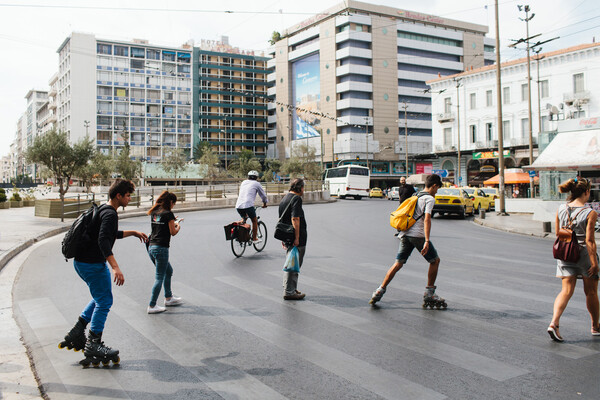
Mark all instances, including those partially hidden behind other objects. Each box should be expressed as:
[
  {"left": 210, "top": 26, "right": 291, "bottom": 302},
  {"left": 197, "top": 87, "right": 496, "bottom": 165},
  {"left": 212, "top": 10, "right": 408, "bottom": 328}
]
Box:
[{"left": 292, "top": 53, "right": 321, "bottom": 139}]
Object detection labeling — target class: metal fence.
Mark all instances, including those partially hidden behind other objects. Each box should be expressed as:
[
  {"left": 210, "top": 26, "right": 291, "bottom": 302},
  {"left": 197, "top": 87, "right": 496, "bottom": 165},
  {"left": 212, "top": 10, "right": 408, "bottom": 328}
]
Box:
[{"left": 60, "top": 180, "right": 328, "bottom": 221}]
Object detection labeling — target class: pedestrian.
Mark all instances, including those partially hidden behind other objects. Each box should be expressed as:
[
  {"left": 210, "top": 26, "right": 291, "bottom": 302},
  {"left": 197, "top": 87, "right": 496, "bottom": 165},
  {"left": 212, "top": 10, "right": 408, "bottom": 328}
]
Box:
[
  {"left": 235, "top": 170, "right": 268, "bottom": 244},
  {"left": 398, "top": 176, "right": 416, "bottom": 204},
  {"left": 146, "top": 190, "right": 184, "bottom": 314},
  {"left": 279, "top": 178, "right": 307, "bottom": 300},
  {"left": 548, "top": 177, "right": 599, "bottom": 342},
  {"left": 59, "top": 179, "right": 148, "bottom": 365},
  {"left": 369, "top": 174, "right": 447, "bottom": 308}
]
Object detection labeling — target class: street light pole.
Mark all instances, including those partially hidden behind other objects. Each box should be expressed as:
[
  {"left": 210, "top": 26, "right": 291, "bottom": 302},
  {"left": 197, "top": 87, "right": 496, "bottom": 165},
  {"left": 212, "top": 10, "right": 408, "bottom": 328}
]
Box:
[
  {"left": 454, "top": 78, "right": 462, "bottom": 186},
  {"left": 534, "top": 48, "right": 545, "bottom": 134},
  {"left": 518, "top": 4, "right": 535, "bottom": 198},
  {"left": 495, "top": 0, "right": 507, "bottom": 215},
  {"left": 84, "top": 120, "right": 90, "bottom": 137},
  {"left": 364, "top": 117, "right": 369, "bottom": 171},
  {"left": 400, "top": 102, "right": 409, "bottom": 178}
]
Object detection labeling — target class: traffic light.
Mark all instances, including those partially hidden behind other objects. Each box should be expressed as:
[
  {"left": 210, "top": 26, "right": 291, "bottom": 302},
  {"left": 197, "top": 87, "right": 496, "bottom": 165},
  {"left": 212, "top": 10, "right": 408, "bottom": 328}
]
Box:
[{"left": 356, "top": 155, "right": 360, "bottom": 161}]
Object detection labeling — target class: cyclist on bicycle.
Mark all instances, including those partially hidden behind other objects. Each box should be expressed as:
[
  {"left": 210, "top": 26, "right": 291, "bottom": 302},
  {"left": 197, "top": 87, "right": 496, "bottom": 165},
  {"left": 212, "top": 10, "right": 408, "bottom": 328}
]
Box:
[{"left": 236, "top": 170, "right": 268, "bottom": 244}]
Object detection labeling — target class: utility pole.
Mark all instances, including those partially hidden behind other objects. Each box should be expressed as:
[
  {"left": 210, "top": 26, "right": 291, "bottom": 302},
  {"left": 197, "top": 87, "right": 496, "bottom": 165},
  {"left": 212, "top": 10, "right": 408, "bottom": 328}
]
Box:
[
  {"left": 495, "top": 0, "right": 507, "bottom": 215},
  {"left": 84, "top": 120, "right": 90, "bottom": 138},
  {"left": 364, "top": 117, "right": 370, "bottom": 171},
  {"left": 534, "top": 48, "right": 544, "bottom": 134},
  {"left": 453, "top": 78, "right": 462, "bottom": 186},
  {"left": 400, "top": 102, "right": 409, "bottom": 178},
  {"left": 224, "top": 116, "right": 228, "bottom": 170}
]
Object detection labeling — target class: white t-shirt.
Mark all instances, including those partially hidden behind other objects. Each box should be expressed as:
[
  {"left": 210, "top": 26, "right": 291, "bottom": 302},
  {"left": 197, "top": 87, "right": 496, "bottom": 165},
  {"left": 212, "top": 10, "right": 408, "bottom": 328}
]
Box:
[
  {"left": 402, "top": 192, "right": 434, "bottom": 238},
  {"left": 235, "top": 180, "right": 268, "bottom": 209}
]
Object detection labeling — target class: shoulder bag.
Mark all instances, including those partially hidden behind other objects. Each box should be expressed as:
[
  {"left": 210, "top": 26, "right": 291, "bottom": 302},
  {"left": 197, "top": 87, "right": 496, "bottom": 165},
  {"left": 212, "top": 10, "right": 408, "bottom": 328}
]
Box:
[
  {"left": 274, "top": 195, "right": 296, "bottom": 243},
  {"left": 553, "top": 206, "right": 586, "bottom": 263}
]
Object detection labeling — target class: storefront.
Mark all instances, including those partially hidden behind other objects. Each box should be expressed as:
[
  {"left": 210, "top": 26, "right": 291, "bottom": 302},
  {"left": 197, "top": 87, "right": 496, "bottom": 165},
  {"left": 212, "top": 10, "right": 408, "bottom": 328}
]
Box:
[{"left": 526, "top": 118, "right": 600, "bottom": 203}]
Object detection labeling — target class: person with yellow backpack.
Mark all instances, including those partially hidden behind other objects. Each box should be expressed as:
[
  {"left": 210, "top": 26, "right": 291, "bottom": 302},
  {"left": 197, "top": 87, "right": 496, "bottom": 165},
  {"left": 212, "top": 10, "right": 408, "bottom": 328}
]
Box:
[{"left": 369, "top": 174, "right": 447, "bottom": 309}]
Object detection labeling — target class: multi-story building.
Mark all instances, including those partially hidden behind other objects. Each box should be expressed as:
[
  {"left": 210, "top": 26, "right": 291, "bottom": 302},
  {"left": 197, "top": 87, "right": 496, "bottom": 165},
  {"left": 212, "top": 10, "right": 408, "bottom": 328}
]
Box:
[
  {"left": 1, "top": 155, "right": 11, "bottom": 183},
  {"left": 23, "top": 90, "right": 48, "bottom": 178},
  {"left": 10, "top": 116, "right": 25, "bottom": 180},
  {"left": 54, "top": 32, "right": 269, "bottom": 165},
  {"left": 267, "top": 0, "right": 494, "bottom": 185},
  {"left": 427, "top": 42, "right": 600, "bottom": 186},
  {"left": 196, "top": 38, "right": 269, "bottom": 164}
]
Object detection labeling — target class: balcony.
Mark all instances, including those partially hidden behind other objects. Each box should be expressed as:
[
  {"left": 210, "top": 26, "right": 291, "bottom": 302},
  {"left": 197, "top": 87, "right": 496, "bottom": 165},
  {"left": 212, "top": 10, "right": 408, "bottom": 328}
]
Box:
[
  {"left": 435, "top": 144, "right": 456, "bottom": 152},
  {"left": 336, "top": 98, "right": 373, "bottom": 110},
  {"left": 437, "top": 113, "right": 455, "bottom": 123},
  {"left": 563, "top": 91, "right": 591, "bottom": 106},
  {"left": 267, "top": 114, "right": 277, "bottom": 124}
]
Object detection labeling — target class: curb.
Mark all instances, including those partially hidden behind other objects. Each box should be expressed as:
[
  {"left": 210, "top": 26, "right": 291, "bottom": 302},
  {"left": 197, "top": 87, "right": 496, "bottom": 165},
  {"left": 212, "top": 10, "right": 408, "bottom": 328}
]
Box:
[
  {"left": 473, "top": 217, "right": 553, "bottom": 240},
  {"left": 0, "top": 227, "right": 70, "bottom": 273}
]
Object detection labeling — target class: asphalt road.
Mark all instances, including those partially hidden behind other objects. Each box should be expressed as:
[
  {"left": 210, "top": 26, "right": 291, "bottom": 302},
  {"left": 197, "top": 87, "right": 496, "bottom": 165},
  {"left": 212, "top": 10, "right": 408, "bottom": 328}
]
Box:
[{"left": 13, "top": 198, "right": 600, "bottom": 400}]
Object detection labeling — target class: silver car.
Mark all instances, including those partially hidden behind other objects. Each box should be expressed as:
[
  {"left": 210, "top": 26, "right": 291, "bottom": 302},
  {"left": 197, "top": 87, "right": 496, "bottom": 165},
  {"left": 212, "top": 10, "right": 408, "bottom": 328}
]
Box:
[{"left": 386, "top": 186, "right": 399, "bottom": 200}]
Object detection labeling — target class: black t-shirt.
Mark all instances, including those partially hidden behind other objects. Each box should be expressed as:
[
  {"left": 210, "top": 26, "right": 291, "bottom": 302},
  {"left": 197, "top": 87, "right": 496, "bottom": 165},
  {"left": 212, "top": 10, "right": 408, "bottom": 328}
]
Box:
[
  {"left": 278, "top": 193, "right": 307, "bottom": 246},
  {"left": 398, "top": 184, "right": 416, "bottom": 204},
  {"left": 149, "top": 210, "right": 175, "bottom": 247},
  {"left": 75, "top": 205, "right": 123, "bottom": 263}
]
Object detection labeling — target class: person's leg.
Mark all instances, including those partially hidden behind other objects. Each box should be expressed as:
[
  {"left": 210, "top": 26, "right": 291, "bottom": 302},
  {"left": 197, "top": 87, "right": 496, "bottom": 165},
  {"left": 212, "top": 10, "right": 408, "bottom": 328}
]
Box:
[
  {"left": 283, "top": 246, "right": 305, "bottom": 297},
  {"left": 426, "top": 258, "right": 441, "bottom": 287},
  {"left": 550, "top": 276, "right": 577, "bottom": 338},
  {"left": 582, "top": 276, "right": 599, "bottom": 331},
  {"left": 164, "top": 261, "right": 174, "bottom": 299},
  {"left": 85, "top": 263, "right": 113, "bottom": 334},
  {"left": 381, "top": 236, "right": 414, "bottom": 288},
  {"left": 149, "top": 246, "right": 169, "bottom": 307},
  {"left": 251, "top": 216, "right": 258, "bottom": 240}
]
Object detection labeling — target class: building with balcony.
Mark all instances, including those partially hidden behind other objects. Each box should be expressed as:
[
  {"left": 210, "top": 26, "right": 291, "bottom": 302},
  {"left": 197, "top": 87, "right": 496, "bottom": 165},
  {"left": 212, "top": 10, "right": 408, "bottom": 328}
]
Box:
[
  {"left": 428, "top": 42, "right": 600, "bottom": 186},
  {"left": 267, "top": 0, "right": 493, "bottom": 184},
  {"left": 195, "top": 38, "right": 269, "bottom": 164}
]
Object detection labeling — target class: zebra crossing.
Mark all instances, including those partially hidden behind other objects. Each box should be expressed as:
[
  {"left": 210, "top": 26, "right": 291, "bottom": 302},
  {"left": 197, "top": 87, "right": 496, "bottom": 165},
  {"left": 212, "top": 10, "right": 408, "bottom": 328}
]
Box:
[{"left": 11, "top": 202, "right": 600, "bottom": 399}]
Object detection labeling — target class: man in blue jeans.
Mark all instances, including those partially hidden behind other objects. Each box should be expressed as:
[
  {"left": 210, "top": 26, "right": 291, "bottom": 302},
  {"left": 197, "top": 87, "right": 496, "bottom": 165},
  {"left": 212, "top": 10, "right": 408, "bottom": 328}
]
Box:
[
  {"left": 370, "top": 174, "right": 446, "bottom": 308},
  {"left": 59, "top": 179, "right": 147, "bottom": 363}
]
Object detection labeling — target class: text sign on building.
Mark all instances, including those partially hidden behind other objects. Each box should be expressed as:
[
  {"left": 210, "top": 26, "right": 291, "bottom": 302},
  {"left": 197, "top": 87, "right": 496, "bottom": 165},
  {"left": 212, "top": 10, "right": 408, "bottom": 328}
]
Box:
[
  {"left": 473, "top": 150, "right": 511, "bottom": 159},
  {"left": 432, "top": 169, "right": 448, "bottom": 178},
  {"left": 292, "top": 53, "right": 321, "bottom": 139}
]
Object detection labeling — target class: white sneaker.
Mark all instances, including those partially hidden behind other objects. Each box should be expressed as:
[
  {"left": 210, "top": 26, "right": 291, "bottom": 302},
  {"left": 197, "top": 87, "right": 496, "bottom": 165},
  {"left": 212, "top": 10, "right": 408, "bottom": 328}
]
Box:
[
  {"left": 164, "top": 296, "right": 183, "bottom": 307},
  {"left": 147, "top": 305, "right": 166, "bottom": 314},
  {"left": 252, "top": 238, "right": 263, "bottom": 244}
]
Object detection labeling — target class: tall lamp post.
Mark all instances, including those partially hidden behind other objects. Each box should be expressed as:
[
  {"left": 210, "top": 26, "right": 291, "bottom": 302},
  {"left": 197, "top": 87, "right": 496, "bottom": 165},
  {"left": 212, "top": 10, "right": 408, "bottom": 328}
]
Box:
[
  {"left": 453, "top": 78, "right": 463, "bottom": 186},
  {"left": 84, "top": 120, "right": 90, "bottom": 137},
  {"left": 534, "top": 48, "right": 545, "bottom": 134},
  {"left": 399, "top": 103, "right": 409, "bottom": 178},
  {"left": 495, "top": 0, "right": 507, "bottom": 215}
]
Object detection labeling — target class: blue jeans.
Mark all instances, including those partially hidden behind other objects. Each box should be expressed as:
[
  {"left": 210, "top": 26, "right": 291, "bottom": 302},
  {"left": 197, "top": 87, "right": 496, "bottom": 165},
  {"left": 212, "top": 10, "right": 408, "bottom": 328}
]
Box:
[
  {"left": 74, "top": 260, "right": 113, "bottom": 334},
  {"left": 148, "top": 245, "right": 173, "bottom": 307}
]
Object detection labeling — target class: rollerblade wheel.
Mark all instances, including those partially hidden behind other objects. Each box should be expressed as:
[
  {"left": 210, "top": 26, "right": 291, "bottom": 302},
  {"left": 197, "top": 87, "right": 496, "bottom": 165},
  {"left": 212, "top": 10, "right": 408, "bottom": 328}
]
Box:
[
  {"left": 58, "top": 343, "right": 65, "bottom": 349},
  {"left": 79, "top": 359, "right": 91, "bottom": 367},
  {"left": 422, "top": 303, "right": 427, "bottom": 308},
  {"left": 113, "top": 356, "right": 120, "bottom": 365},
  {"left": 92, "top": 361, "right": 100, "bottom": 367},
  {"left": 102, "top": 361, "right": 110, "bottom": 367}
]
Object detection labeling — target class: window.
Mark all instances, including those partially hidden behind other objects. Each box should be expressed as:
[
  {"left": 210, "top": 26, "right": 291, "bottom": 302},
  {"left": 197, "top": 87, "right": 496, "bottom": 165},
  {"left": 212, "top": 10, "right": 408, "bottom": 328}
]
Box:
[
  {"left": 162, "top": 51, "right": 176, "bottom": 62},
  {"left": 444, "top": 97, "right": 451, "bottom": 113},
  {"left": 470, "top": 93, "right": 476, "bottom": 110},
  {"left": 397, "top": 31, "right": 461, "bottom": 47},
  {"left": 486, "top": 123, "right": 493, "bottom": 141},
  {"left": 541, "top": 116, "right": 549, "bottom": 131},
  {"left": 486, "top": 90, "right": 493, "bottom": 107},
  {"left": 97, "top": 86, "right": 111, "bottom": 96},
  {"left": 97, "top": 71, "right": 112, "bottom": 82},
  {"left": 97, "top": 101, "right": 112, "bottom": 113},
  {"left": 540, "top": 80, "right": 549, "bottom": 98},
  {"left": 469, "top": 125, "right": 476, "bottom": 143},
  {"left": 97, "top": 56, "right": 111, "bottom": 67},
  {"left": 502, "top": 87, "right": 510, "bottom": 104},
  {"left": 502, "top": 120, "right": 510, "bottom": 139},
  {"left": 573, "top": 73, "right": 584, "bottom": 93},
  {"left": 114, "top": 102, "right": 128, "bottom": 114},
  {"left": 130, "top": 59, "right": 144, "bottom": 70},
  {"left": 443, "top": 127, "right": 452, "bottom": 146},
  {"left": 147, "top": 49, "right": 160, "bottom": 60},
  {"left": 521, "top": 118, "right": 529, "bottom": 138},
  {"left": 131, "top": 47, "right": 145, "bottom": 58},
  {"left": 130, "top": 88, "right": 144, "bottom": 98},
  {"left": 521, "top": 84, "right": 528, "bottom": 102},
  {"left": 350, "top": 167, "right": 368, "bottom": 176},
  {"left": 114, "top": 45, "right": 128, "bottom": 57},
  {"left": 97, "top": 43, "right": 112, "bottom": 55}
]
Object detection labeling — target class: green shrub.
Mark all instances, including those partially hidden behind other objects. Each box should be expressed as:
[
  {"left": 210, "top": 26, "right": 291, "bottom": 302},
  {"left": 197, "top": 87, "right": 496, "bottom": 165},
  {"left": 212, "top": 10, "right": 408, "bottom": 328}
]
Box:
[
  {"left": 0, "top": 192, "right": 6, "bottom": 203},
  {"left": 10, "top": 192, "right": 22, "bottom": 202},
  {"left": 0, "top": 188, "right": 5, "bottom": 194}
]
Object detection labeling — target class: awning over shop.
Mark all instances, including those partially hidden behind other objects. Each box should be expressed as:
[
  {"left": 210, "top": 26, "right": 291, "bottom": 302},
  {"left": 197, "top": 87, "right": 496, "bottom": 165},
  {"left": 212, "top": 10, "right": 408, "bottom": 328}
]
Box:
[
  {"left": 484, "top": 169, "right": 539, "bottom": 185},
  {"left": 525, "top": 128, "right": 600, "bottom": 171}
]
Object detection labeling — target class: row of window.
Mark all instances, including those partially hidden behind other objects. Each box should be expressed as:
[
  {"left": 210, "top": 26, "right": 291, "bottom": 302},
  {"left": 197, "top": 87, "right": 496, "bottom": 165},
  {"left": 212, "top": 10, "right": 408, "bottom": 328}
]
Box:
[
  {"left": 199, "top": 54, "right": 263, "bottom": 68},
  {"left": 98, "top": 57, "right": 191, "bottom": 73},
  {"left": 97, "top": 102, "right": 191, "bottom": 115},
  {"left": 397, "top": 31, "right": 461, "bottom": 47},
  {"left": 97, "top": 86, "right": 190, "bottom": 101},
  {"left": 97, "top": 116, "right": 191, "bottom": 128},
  {"left": 97, "top": 43, "right": 191, "bottom": 63}
]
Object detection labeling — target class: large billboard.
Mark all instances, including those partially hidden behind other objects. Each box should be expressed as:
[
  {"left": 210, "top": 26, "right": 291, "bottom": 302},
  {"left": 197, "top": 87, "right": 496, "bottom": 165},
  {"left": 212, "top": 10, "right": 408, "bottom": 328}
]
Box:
[{"left": 292, "top": 53, "right": 321, "bottom": 139}]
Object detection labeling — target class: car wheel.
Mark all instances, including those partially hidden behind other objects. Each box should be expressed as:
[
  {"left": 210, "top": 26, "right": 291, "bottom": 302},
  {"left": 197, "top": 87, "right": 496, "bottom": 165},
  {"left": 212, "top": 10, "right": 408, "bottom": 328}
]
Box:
[
  {"left": 431, "top": 211, "right": 436, "bottom": 218},
  {"left": 354, "top": 195, "right": 361, "bottom": 200},
  {"left": 474, "top": 204, "right": 479, "bottom": 215},
  {"left": 486, "top": 203, "right": 491, "bottom": 212},
  {"left": 460, "top": 206, "right": 466, "bottom": 219}
]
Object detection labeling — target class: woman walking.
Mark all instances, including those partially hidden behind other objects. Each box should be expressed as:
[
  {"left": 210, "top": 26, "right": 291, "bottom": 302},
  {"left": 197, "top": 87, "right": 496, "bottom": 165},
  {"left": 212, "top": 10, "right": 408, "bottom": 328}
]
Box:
[
  {"left": 548, "top": 177, "right": 599, "bottom": 341},
  {"left": 147, "top": 191, "right": 183, "bottom": 314}
]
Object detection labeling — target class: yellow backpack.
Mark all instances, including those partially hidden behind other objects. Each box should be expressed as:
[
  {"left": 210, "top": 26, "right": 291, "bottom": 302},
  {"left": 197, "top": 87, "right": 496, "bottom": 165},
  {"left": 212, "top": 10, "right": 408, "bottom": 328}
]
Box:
[{"left": 390, "top": 193, "right": 429, "bottom": 231}]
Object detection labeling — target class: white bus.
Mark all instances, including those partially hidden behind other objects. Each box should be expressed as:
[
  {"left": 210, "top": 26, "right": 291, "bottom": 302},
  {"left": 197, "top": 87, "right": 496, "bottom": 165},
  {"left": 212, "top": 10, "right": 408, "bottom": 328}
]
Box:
[{"left": 324, "top": 165, "right": 370, "bottom": 200}]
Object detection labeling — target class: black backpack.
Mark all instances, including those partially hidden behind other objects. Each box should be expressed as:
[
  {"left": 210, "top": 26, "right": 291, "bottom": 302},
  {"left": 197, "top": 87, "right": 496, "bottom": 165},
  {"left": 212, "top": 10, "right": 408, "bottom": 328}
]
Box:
[{"left": 61, "top": 203, "right": 103, "bottom": 260}]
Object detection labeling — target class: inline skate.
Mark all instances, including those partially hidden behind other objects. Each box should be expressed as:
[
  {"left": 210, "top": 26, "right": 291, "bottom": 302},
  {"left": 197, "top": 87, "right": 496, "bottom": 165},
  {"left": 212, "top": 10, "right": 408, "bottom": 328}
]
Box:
[
  {"left": 369, "top": 286, "right": 386, "bottom": 306},
  {"left": 422, "top": 286, "right": 447, "bottom": 309},
  {"left": 79, "top": 330, "right": 120, "bottom": 367},
  {"left": 58, "top": 317, "right": 87, "bottom": 352}
]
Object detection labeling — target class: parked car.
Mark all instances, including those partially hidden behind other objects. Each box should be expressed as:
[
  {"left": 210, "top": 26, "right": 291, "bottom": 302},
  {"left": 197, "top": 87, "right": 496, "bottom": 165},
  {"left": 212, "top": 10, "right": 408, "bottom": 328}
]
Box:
[
  {"left": 432, "top": 188, "right": 475, "bottom": 218},
  {"left": 480, "top": 187, "right": 499, "bottom": 210},
  {"left": 387, "top": 186, "right": 399, "bottom": 201},
  {"left": 461, "top": 187, "right": 492, "bottom": 213},
  {"left": 369, "top": 187, "right": 384, "bottom": 198}
]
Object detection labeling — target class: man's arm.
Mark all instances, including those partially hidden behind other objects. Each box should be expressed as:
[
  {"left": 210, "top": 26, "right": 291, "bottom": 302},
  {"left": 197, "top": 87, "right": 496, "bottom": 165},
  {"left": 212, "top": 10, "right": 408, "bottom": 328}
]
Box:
[
  {"left": 121, "top": 230, "right": 148, "bottom": 242},
  {"left": 292, "top": 217, "right": 301, "bottom": 247},
  {"left": 256, "top": 182, "right": 268, "bottom": 206},
  {"left": 106, "top": 255, "right": 124, "bottom": 286}
]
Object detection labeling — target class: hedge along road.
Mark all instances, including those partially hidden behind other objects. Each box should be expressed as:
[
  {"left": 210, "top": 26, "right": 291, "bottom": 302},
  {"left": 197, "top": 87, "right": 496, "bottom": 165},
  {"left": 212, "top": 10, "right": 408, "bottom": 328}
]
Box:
[{"left": 12, "top": 199, "right": 600, "bottom": 400}]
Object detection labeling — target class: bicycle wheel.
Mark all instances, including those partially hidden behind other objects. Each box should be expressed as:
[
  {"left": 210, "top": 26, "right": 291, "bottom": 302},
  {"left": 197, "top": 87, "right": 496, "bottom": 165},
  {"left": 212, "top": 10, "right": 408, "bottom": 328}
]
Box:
[
  {"left": 231, "top": 238, "right": 246, "bottom": 257},
  {"left": 253, "top": 221, "right": 268, "bottom": 252}
]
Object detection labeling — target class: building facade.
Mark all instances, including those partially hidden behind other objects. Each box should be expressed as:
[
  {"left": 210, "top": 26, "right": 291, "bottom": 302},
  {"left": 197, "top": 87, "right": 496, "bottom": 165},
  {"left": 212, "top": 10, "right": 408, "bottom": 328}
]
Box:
[
  {"left": 428, "top": 42, "right": 600, "bottom": 187},
  {"left": 267, "top": 0, "right": 494, "bottom": 184}
]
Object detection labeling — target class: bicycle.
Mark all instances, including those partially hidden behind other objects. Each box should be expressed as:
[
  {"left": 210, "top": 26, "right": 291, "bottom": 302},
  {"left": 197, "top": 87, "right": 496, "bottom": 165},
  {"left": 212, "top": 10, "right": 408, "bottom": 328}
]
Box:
[{"left": 231, "top": 206, "right": 268, "bottom": 257}]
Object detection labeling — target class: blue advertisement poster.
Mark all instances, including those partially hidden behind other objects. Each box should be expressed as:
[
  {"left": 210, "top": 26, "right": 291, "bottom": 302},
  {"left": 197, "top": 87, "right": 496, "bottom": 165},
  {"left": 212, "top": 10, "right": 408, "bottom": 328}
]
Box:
[{"left": 292, "top": 53, "right": 321, "bottom": 139}]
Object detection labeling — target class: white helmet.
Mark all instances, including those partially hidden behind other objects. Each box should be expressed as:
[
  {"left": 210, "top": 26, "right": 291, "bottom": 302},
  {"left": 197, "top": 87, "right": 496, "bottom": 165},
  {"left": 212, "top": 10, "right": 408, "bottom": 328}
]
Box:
[{"left": 248, "top": 170, "right": 259, "bottom": 177}]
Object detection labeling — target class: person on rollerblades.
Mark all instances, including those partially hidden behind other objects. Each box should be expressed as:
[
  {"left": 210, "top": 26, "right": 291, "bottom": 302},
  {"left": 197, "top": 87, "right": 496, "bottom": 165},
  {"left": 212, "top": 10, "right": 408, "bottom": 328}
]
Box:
[
  {"left": 59, "top": 179, "right": 148, "bottom": 367},
  {"left": 369, "top": 174, "right": 447, "bottom": 309}
]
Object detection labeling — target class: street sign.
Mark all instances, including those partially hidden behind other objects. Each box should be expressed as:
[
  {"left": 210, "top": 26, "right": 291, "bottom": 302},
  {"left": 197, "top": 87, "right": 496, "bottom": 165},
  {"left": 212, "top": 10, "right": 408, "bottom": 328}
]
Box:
[
  {"left": 458, "top": 176, "right": 463, "bottom": 182},
  {"left": 432, "top": 169, "right": 448, "bottom": 178},
  {"left": 473, "top": 150, "right": 511, "bottom": 160},
  {"left": 528, "top": 170, "right": 537, "bottom": 178}
]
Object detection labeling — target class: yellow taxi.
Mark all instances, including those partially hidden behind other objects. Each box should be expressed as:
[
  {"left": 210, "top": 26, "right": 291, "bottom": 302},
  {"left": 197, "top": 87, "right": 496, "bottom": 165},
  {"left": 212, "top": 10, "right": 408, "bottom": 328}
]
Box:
[
  {"left": 461, "top": 187, "right": 492, "bottom": 213},
  {"left": 480, "top": 187, "right": 499, "bottom": 209},
  {"left": 369, "top": 187, "right": 384, "bottom": 198},
  {"left": 432, "top": 188, "right": 475, "bottom": 218}
]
